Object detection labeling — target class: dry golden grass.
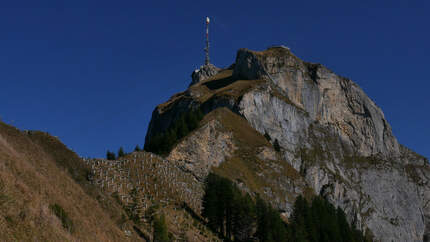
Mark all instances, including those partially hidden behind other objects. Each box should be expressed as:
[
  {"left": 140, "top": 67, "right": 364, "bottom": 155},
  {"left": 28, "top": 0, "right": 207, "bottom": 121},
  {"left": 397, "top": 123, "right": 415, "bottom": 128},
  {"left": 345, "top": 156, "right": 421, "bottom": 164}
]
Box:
[
  {"left": 0, "top": 118, "right": 225, "bottom": 241},
  {"left": 157, "top": 69, "right": 265, "bottom": 115},
  {"left": 203, "top": 108, "right": 269, "bottom": 149},
  {"left": 0, "top": 121, "right": 142, "bottom": 241},
  {"left": 212, "top": 79, "right": 265, "bottom": 100},
  {"left": 157, "top": 91, "right": 189, "bottom": 112}
]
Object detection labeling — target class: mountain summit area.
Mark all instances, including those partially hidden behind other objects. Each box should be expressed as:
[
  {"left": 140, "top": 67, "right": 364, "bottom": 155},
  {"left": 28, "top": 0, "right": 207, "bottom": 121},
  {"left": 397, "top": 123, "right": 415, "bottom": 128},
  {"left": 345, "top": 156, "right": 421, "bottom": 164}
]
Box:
[
  {"left": 145, "top": 46, "right": 429, "bottom": 241},
  {"left": 1, "top": 46, "right": 428, "bottom": 241}
]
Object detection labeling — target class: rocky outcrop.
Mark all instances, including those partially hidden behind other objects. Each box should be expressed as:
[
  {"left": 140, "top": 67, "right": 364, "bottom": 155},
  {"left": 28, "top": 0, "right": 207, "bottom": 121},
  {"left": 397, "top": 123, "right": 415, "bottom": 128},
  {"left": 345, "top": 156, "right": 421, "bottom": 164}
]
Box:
[
  {"left": 232, "top": 47, "right": 427, "bottom": 241},
  {"left": 145, "top": 46, "right": 429, "bottom": 241},
  {"left": 234, "top": 47, "right": 400, "bottom": 159},
  {"left": 190, "top": 63, "right": 221, "bottom": 86},
  {"left": 168, "top": 119, "right": 236, "bottom": 180}
]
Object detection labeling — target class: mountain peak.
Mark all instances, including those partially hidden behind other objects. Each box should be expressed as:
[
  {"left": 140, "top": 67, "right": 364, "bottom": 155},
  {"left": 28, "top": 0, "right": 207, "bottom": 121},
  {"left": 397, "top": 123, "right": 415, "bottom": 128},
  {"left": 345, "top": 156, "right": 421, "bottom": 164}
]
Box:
[{"left": 144, "top": 46, "right": 430, "bottom": 241}]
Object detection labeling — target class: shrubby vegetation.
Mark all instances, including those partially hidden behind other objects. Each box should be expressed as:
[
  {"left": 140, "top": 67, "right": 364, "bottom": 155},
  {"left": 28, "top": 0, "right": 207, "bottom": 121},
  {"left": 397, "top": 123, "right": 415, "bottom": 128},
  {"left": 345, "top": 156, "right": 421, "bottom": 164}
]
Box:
[
  {"left": 49, "top": 203, "right": 74, "bottom": 233},
  {"left": 145, "top": 108, "right": 204, "bottom": 155},
  {"left": 202, "top": 173, "right": 368, "bottom": 242},
  {"left": 152, "top": 213, "right": 171, "bottom": 242}
]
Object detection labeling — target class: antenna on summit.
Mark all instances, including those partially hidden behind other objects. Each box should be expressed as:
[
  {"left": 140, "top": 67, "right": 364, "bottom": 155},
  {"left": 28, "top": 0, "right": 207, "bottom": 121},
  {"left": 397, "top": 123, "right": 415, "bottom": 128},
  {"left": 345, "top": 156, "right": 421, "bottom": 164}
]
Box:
[{"left": 204, "top": 16, "right": 210, "bottom": 65}]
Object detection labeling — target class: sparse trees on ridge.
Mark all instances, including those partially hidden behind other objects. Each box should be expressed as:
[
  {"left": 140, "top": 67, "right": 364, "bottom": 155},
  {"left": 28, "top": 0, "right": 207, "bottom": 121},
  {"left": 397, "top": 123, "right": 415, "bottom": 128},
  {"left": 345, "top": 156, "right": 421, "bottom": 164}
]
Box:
[
  {"left": 118, "top": 146, "right": 125, "bottom": 158},
  {"left": 144, "top": 108, "right": 204, "bottom": 155},
  {"left": 106, "top": 150, "right": 116, "bottom": 160},
  {"left": 134, "top": 145, "right": 142, "bottom": 152}
]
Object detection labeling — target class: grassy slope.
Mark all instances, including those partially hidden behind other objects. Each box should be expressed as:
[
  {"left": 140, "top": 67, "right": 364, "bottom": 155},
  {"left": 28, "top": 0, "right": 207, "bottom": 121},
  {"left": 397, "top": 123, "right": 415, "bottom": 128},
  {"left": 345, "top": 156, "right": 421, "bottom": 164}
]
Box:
[
  {"left": 89, "top": 151, "right": 221, "bottom": 241},
  {"left": 0, "top": 121, "right": 222, "bottom": 241},
  {"left": 0, "top": 121, "right": 139, "bottom": 241},
  {"left": 158, "top": 69, "right": 265, "bottom": 114}
]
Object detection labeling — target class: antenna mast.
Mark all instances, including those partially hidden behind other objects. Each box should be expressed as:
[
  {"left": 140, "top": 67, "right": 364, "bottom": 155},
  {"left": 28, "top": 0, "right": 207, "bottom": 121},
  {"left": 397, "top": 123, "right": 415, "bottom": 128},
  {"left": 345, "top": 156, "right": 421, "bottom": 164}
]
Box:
[{"left": 205, "top": 17, "right": 210, "bottom": 65}]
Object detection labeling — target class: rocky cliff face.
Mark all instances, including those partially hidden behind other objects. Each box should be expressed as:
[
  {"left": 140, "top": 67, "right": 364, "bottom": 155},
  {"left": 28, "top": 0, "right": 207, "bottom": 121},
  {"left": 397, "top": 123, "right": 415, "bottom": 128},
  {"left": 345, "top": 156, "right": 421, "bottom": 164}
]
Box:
[
  {"left": 234, "top": 47, "right": 399, "bottom": 159},
  {"left": 145, "top": 46, "right": 430, "bottom": 241}
]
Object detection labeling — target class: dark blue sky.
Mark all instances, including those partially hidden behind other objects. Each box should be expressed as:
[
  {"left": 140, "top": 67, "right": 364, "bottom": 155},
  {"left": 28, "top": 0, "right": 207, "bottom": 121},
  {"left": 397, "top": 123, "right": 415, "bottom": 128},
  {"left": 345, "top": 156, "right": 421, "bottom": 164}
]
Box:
[{"left": 1, "top": 0, "right": 428, "bottom": 159}]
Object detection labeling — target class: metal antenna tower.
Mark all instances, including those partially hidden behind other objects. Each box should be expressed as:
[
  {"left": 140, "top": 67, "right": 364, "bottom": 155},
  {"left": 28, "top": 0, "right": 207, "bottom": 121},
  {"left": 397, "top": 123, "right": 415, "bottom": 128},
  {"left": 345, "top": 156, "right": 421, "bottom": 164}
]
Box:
[{"left": 204, "top": 17, "right": 210, "bottom": 65}]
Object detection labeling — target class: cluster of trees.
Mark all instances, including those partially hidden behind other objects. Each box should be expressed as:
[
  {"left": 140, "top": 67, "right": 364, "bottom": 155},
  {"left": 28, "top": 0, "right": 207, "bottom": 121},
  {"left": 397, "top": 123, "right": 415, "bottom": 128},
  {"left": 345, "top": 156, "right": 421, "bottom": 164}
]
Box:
[
  {"left": 202, "top": 173, "right": 368, "bottom": 242},
  {"left": 202, "top": 173, "right": 285, "bottom": 241},
  {"left": 288, "top": 196, "right": 368, "bottom": 242},
  {"left": 145, "top": 108, "right": 204, "bottom": 155},
  {"left": 202, "top": 173, "right": 254, "bottom": 241},
  {"left": 106, "top": 145, "right": 142, "bottom": 160},
  {"left": 106, "top": 150, "right": 117, "bottom": 160},
  {"left": 255, "top": 197, "right": 289, "bottom": 241}
]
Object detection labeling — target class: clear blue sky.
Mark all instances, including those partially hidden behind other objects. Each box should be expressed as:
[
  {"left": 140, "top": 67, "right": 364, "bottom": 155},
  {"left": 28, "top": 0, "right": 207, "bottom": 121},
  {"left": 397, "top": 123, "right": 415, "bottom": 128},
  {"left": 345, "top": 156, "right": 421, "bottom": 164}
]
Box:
[{"left": 0, "top": 0, "right": 428, "bottom": 159}]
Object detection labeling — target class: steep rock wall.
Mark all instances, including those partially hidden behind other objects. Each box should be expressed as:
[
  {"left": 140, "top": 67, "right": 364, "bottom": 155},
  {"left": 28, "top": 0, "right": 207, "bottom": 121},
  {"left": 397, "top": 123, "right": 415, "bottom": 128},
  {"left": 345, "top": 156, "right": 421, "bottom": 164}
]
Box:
[
  {"left": 145, "top": 47, "right": 429, "bottom": 241},
  {"left": 234, "top": 47, "right": 400, "bottom": 159}
]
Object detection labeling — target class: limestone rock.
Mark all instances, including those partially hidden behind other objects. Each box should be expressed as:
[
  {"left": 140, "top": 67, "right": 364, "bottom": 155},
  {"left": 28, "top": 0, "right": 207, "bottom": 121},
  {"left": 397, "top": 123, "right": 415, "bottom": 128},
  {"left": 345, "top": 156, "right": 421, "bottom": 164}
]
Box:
[
  {"left": 145, "top": 46, "right": 429, "bottom": 242},
  {"left": 234, "top": 47, "right": 400, "bottom": 159},
  {"left": 167, "top": 119, "right": 236, "bottom": 180},
  {"left": 190, "top": 63, "right": 221, "bottom": 86}
]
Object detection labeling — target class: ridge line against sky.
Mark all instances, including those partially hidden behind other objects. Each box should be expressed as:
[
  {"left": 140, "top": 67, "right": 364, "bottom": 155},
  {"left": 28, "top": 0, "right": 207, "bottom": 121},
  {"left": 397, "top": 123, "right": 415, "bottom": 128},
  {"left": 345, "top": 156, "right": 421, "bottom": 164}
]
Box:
[{"left": 0, "top": 0, "right": 428, "bottom": 159}]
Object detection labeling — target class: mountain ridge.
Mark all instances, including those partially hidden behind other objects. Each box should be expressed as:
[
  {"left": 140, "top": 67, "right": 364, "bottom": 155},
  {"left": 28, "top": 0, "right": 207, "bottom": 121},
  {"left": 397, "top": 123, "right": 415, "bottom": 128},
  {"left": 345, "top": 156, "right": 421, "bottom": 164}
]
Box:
[
  {"left": 145, "top": 46, "right": 429, "bottom": 241},
  {"left": 1, "top": 45, "right": 427, "bottom": 241}
]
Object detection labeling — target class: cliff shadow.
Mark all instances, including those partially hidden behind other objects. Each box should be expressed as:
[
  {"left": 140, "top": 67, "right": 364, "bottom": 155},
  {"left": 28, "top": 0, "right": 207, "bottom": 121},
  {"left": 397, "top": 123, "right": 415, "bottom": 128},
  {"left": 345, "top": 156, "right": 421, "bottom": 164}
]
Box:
[{"left": 203, "top": 75, "right": 238, "bottom": 90}]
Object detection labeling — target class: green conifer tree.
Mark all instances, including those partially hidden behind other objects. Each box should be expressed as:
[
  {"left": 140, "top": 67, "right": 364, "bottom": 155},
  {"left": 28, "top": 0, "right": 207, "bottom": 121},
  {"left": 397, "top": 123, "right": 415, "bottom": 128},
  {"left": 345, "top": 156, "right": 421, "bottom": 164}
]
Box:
[
  {"left": 202, "top": 174, "right": 219, "bottom": 231},
  {"left": 106, "top": 150, "right": 116, "bottom": 160},
  {"left": 337, "top": 207, "right": 353, "bottom": 242},
  {"left": 118, "top": 146, "right": 125, "bottom": 158},
  {"left": 232, "top": 193, "right": 255, "bottom": 241}
]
